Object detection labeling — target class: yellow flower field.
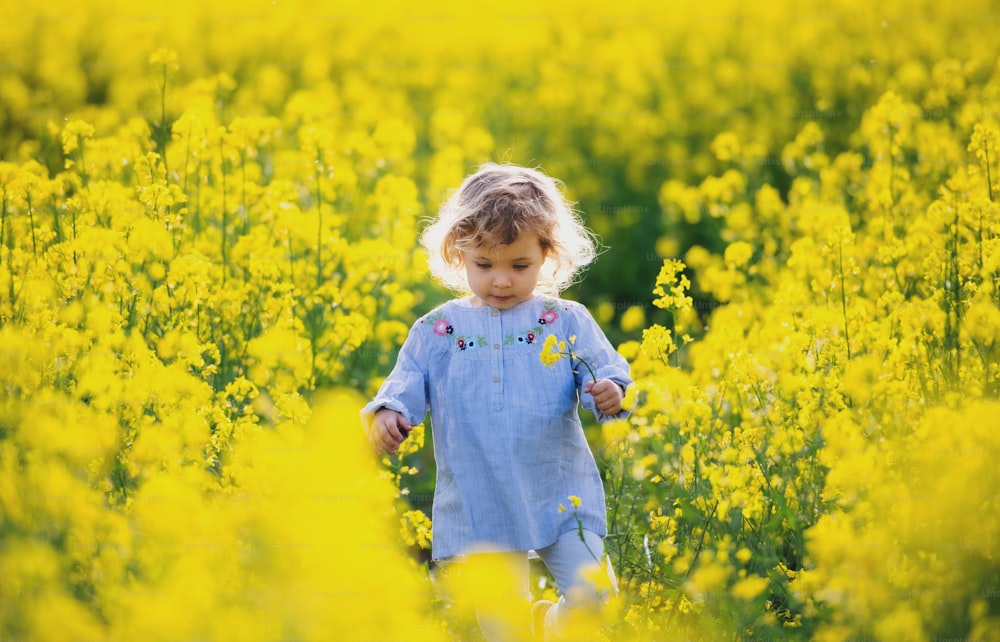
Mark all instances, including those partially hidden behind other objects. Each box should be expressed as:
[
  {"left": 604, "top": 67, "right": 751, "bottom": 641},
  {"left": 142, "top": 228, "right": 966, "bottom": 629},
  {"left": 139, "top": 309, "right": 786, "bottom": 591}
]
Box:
[{"left": 1, "top": 0, "right": 998, "bottom": 639}]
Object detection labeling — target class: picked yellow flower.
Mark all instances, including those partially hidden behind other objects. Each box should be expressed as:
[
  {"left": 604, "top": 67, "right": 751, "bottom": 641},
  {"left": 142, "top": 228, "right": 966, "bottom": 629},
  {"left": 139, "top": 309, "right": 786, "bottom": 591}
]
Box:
[
  {"left": 539, "top": 334, "right": 567, "bottom": 367},
  {"left": 540, "top": 334, "right": 599, "bottom": 382},
  {"left": 558, "top": 495, "right": 583, "bottom": 513}
]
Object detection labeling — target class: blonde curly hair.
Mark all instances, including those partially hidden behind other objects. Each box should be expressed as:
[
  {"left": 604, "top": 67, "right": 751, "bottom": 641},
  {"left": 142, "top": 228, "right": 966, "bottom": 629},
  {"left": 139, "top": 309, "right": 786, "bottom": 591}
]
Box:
[{"left": 421, "top": 163, "right": 600, "bottom": 295}]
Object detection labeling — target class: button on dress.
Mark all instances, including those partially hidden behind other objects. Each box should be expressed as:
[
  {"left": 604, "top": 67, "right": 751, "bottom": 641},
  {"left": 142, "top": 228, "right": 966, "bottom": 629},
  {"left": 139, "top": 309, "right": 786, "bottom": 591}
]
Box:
[{"left": 361, "top": 295, "right": 633, "bottom": 560}]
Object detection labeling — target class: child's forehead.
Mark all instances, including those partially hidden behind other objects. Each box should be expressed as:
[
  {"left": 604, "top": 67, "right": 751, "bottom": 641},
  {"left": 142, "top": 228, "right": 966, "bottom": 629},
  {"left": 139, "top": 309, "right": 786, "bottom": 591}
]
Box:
[{"left": 469, "top": 231, "right": 543, "bottom": 258}]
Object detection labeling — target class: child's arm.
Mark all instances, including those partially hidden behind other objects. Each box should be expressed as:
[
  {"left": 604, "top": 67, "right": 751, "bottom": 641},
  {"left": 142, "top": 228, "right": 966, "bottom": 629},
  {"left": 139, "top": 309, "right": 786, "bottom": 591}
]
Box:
[
  {"left": 360, "top": 318, "right": 430, "bottom": 454},
  {"left": 569, "top": 302, "right": 634, "bottom": 422},
  {"left": 368, "top": 407, "right": 413, "bottom": 455}
]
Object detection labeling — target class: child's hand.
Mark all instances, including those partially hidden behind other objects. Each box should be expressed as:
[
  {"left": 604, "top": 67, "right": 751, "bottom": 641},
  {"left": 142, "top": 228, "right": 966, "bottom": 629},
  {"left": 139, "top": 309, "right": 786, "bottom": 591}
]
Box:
[
  {"left": 584, "top": 379, "right": 624, "bottom": 416},
  {"left": 369, "top": 408, "right": 412, "bottom": 455}
]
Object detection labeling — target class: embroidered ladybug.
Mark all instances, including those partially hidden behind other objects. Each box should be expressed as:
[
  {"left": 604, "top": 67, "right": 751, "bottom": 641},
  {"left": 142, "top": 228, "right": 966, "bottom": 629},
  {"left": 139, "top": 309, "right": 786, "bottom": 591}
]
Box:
[
  {"left": 457, "top": 338, "right": 467, "bottom": 350},
  {"left": 526, "top": 332, "right": 536, "bottom": 344}
]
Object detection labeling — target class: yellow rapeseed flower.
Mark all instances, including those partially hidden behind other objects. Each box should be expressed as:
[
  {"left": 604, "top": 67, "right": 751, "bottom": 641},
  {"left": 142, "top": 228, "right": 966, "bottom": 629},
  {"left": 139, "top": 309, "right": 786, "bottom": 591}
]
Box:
[
  {"left": 148, "top": 47, "right": 179, "bottom": 70},
  {"left": 539, "top": 333, "right": 567, "bottom": 367}
]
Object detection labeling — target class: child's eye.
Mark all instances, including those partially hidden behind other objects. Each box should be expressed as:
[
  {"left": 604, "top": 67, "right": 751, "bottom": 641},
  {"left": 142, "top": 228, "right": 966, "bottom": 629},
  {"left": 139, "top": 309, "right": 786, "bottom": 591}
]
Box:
[
  {"left": 475, "top": 263, "right": 491, "bottom": 270},
  {"left": 513, "top": 264, "right": 529, "bottom": 271}
]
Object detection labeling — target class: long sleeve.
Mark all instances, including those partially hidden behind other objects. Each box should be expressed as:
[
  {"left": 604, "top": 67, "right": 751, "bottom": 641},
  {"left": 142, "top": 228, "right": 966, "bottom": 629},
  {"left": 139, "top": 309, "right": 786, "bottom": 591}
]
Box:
[
  {"left": 360, "top": 320, "right": 430, "bottom": 427},
  {"left": 567, "top": 303, "right": 633, "bottom": 423}
]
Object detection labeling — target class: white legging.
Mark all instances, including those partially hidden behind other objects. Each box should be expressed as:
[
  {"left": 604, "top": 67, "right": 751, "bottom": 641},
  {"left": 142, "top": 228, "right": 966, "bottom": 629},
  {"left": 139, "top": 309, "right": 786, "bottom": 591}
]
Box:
[
  {"left": 531, "top": 528, "right": 617, "bottom": 638},
  {"left": 439, "top": 529, "right": 617, "bottom": 641}
]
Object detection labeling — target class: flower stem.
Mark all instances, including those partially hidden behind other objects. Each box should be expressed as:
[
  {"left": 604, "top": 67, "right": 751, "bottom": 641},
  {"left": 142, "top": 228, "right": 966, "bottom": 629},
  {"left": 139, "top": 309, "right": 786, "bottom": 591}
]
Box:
[
  {"left": 838, "top": 235, "right": 852, "bottom": 360},
  {"left": 574, "top": 352, "right": 598, "bottom": 383},
  {"left": 27, "top": 192, "right": 37, "bottom": 259}
]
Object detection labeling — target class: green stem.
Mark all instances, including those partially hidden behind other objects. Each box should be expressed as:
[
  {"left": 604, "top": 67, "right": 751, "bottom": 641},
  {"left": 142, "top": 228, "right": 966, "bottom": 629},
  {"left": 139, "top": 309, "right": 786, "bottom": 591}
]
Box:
[
  {"left": 146, "top": 161, "right": 159, "bottom": 219},
  {"left": 71, "top": 199, "right": 78, "bottom": 266},
  {"left": 5, "top": 221, "right": 13, "bottom": 311},
  {"left": 194, "top": 159, "right": 204, "bottom": 234},
  {"left": 1, "top": 189, "right": 8, "bottom": 250},
  {"left": 182, "top": 130, "right": 191, "bottom": 195},
  {"left": 573, "top": 351, "right": 598, "bottom": 383},
  {"left": 241, "top": 151, "right": 249, "bottom": 283},
  {"left": 607, "top": 445, "right": 631, "bottom": 576},
  {"left": 27, "top": 192, "right": 37, "bottom": 258},
  {"left": 287, "top": 227, "right": 295, "bottom": 283},
  {"left": 664, "top": 499, "right": 719, "bottom": 627},
  {"left": 220, "top": 147, "right": 229, "bottom": 287},
  {"left": 241, "top": 152, "right": 249, "bottom": 237},
  {"left": 983, "top": 139, "right": 992, "bottom": 289},
  {"left": 78, "top": 136, "right": 89, "bottom": 188},
  {"left": 315, "top": 150, "right": 324, "bottom": 290},
  {"left": 838, "top": 236, "right": 852, "bottom": 360},
  {"left": 571, "top": 509, "right": 602, "bottom": 564},
  {"left": 160, "top": 64, "right": 170, "bottom": 176},
  {"left": 986, "top": 138, "right": 994, "bottom": 203},
  {"left": 949, "top": 205, "right": 961, "bottom": 381}
]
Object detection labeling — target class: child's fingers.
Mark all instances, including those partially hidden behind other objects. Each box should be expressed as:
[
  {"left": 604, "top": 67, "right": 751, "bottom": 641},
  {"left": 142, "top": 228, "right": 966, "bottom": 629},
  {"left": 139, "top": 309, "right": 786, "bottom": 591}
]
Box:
[
  {"left": 380, "top": 435, "right": 401, "bottom": 455},
  {"left": 385, "top": 419, "right": 406, "bottom": 443},
  {"left": 370, "top": 418, "right": 400, "bottom": 455},
  {"left": 590, "top": 380, "right": 623, "bottom": 414},
  {"left": 380, "top": 415, "right": 415, "bottom": 454},
  {"left": 599, "top": 398, "right": 622, "bottom": 414},
  {"left": 373, "top": 425, "right": 393, "bottom": 454},
  {"left": 589, "top": 380, "right": 614, "bottom": 400}
]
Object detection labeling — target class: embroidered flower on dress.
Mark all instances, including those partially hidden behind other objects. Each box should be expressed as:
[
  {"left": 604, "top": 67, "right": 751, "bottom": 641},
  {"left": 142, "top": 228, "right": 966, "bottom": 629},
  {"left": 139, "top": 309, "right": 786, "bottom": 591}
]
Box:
[
  {"left": 425, "top": 312, "right": 454, "bottom": 336},
  {"left": 427, "top": 300, "right": 570, "bottom": 353},
  {"left": 505, "top": 328, "right": 542, "bottom": 345},
  {"left": 433, "top": 319, "right": 453, "bottom": 335},
  {"left": 503, "top": 300, "right": 564, "bottom": 346},
  {"left": 456, "top": 335, "right": 486, "bottom": 351},
  {"left": 539, "top": 308, "right": 559, "bottom": 325}
]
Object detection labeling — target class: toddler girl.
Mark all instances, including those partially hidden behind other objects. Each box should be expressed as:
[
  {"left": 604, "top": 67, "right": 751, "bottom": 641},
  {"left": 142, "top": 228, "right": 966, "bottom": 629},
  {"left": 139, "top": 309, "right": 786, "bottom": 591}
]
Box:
[{"left": 362, "top": 163, "right": 632, "bottom": 640}]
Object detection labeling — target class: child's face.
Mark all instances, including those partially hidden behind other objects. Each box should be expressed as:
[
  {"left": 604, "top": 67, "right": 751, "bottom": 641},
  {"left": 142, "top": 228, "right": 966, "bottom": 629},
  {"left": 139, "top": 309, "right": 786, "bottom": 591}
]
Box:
[{"left": 462, "top": 232, "right": 545, "bottom": 309}]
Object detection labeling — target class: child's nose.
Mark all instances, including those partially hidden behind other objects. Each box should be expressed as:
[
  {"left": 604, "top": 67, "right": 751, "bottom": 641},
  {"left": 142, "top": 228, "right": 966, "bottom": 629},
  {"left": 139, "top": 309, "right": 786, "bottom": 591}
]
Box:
[{"left": 493, "top": 271, "right": 512, "bottom": 287}]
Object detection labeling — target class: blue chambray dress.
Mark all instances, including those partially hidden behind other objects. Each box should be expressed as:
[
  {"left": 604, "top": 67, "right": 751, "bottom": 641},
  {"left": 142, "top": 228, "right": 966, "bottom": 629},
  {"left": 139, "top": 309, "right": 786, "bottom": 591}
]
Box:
[{"left": 361, "top": 294, "right": 633, "bottom": 561}]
